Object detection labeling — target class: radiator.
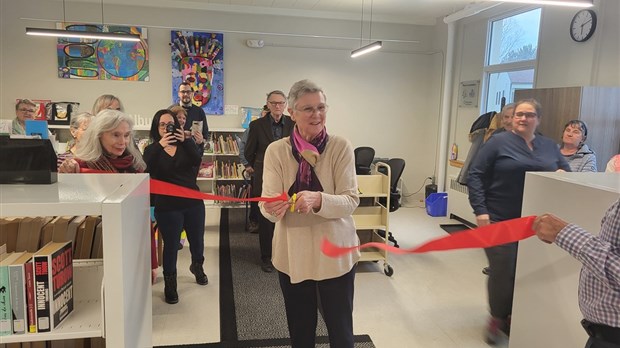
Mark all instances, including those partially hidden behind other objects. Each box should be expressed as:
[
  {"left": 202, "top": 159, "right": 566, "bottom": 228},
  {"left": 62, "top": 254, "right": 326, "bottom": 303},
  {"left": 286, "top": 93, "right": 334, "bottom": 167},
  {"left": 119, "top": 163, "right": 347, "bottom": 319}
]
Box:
[{"left": 447, "top": 175, "right": 475, "bottom": 225}]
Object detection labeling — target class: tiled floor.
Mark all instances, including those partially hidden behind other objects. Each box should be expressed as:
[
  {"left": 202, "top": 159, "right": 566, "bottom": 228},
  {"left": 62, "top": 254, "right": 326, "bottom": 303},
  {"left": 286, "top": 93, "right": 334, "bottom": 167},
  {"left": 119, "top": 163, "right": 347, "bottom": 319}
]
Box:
[{"left": 152, "top": 206, "right": 508, "bottom": 348}]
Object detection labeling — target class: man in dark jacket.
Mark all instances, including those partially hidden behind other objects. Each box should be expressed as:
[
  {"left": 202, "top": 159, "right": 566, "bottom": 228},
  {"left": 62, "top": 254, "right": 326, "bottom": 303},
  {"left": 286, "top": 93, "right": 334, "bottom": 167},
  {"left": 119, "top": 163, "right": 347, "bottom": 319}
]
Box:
[{"left": 245, "top": 90, "right": 295, "bottom": 272}]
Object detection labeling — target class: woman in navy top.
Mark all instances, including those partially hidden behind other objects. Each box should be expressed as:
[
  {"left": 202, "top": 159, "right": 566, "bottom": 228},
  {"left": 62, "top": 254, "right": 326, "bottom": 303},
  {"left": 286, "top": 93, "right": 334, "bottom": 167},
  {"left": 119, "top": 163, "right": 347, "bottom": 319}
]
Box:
[
  {"left": 467, "top": 99, "right": 570, "bottom": 345},
  {"left": 143, "top": 109, "right": 207, "bottom": 305}
]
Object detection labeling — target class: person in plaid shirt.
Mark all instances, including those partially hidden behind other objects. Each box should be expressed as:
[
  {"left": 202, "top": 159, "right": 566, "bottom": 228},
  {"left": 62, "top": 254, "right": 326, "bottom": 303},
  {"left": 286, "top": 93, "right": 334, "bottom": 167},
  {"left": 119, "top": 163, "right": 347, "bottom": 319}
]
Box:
[{"left": 534, "top": 198, "right": 620, "bottom": 347}]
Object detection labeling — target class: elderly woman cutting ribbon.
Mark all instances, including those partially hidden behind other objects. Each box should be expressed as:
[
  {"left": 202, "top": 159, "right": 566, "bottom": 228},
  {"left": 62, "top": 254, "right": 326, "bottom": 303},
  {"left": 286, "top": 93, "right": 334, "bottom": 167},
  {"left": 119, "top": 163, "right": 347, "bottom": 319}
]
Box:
[{"left": 261, "top": 79, "right": 360, "bottom": 348}]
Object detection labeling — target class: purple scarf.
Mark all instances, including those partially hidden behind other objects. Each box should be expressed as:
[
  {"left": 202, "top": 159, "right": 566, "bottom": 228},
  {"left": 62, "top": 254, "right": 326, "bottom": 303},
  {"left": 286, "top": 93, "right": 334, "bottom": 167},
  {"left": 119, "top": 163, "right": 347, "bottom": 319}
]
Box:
[{"left": 289, "top": 126, "right": 328, "bottom": 195}]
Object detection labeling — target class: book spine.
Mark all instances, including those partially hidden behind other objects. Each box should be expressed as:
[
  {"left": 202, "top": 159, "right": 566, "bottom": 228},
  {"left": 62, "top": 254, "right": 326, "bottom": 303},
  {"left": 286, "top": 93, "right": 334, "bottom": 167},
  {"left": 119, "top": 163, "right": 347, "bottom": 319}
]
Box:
[
  {"left": 0, "top": 265, "right": 12, "bottom": 336},
  {"left": 34, "top": 255, "right": 51, "bottom": 333},
  {"left": 9, "top": 265, "right": 26, "bottom": 334},
  {"left": 25, "top": 261, "right": 37, "bottom": 333},
  {"left": 51, "top": 243, "right": 73, "bottom": 329}
]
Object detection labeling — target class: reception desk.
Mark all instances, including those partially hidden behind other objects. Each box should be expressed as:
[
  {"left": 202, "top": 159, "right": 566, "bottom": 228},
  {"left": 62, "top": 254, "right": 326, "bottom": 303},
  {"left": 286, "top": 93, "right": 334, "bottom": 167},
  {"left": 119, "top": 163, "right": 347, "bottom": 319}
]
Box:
[{"left": 510, "top": 172, "right": 619, "bottom": 348}]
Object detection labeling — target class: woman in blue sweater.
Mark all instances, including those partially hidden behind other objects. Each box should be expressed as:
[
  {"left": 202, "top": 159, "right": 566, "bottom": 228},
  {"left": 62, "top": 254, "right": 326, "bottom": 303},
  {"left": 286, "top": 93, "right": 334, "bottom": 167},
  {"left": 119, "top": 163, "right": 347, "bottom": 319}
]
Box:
[
  {"left": 143, "top": 109, "right": 208, "bottom": 304},
  {"left": 467, "top": 99, "right": 571, "bottom": 345}
]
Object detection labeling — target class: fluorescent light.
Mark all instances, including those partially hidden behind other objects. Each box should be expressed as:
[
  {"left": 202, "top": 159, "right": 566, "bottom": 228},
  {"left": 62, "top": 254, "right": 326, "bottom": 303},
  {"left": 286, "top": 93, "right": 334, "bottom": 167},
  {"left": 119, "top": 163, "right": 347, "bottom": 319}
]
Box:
[
  {"left": 26, "top": 27, "right": 141, "bottom": 42},
  {"left": 351, "top": 41, "right": 382, "bottom": 58},
  {"left": 490, "top": 0, "right": 593, "bottom": 7}
]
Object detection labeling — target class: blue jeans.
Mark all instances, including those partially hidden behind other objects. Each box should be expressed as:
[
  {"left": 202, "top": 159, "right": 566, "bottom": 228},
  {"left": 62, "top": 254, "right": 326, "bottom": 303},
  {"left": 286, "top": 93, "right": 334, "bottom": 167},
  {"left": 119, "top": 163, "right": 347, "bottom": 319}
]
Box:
[{"left": 155, "top": 204, "right": 205, "bottom": 275}]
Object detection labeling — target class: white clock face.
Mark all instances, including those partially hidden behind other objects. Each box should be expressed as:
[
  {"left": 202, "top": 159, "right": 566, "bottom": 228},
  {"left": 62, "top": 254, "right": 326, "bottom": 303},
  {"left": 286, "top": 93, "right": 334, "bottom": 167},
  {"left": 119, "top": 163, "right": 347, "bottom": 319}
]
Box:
[{"left": 571, "top": 10, "right": 596, "bottom": 42}]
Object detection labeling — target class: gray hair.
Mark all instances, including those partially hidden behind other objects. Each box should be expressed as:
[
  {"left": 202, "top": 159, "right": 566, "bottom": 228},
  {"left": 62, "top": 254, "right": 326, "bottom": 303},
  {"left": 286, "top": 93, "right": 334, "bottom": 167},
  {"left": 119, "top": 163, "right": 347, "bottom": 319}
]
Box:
[
  {"left": 514, "top": 98, "right": 542, "bottom": 118},
  {"left": 70, "top": 112, "right": 94, "bottom": 131},
  {"left": 92, "top": 94, "right": 123, "bottom": 114},
  {"left": 16, "top": 98, "right": 36, "bottom": 111},
  {"left": 501, "top": 103, "right": 516, "bottom": 114},
  {"left": 266, "top": 90, "right": 286, "bottom": 101},
  {"left": 287, "top": 80, "right": 326, "bottom": 109},
  {"left": 75, "top": 109, "right": 145, "bottom": 171}
]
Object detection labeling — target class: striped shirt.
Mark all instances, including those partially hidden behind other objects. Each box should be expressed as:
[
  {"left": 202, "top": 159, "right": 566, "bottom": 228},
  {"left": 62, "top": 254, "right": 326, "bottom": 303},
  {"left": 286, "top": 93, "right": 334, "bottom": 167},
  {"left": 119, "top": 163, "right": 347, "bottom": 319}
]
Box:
[{"left": 555, "top": 198, "right": 620, "bottom": 328}]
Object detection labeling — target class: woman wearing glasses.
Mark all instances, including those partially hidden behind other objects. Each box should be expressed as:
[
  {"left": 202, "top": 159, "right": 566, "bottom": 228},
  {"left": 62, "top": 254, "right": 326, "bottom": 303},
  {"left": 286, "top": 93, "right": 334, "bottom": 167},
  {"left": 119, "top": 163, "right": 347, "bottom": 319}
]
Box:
[
  {"left": 12, "top": 99, "right": 37, "bottom": 134},
  {"left": 467, "top": 98, "right": 570, "bottom": 345},
  {"left": 143, "top": 109, "right": 207, "bottom": 304},
  {"left": 261, "top": 80, "right": 359, "bottom": 348},
  {"left": 560, "top": 120, "right": 597, "bottom": 172}
]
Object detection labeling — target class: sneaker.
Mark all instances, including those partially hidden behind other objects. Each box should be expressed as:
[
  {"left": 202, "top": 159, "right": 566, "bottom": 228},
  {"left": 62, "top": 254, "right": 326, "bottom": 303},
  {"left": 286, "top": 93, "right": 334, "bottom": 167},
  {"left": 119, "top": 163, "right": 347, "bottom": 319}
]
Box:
[
  {"left": 261, "top": 261, "right": 274, "bottom": 273},
  {"left": 485, "top": 317, "right": 508, "bottom": 345},
  {"left": 248, "top": 221, "right": 259, "bottom": 233},
  {"left": 189, "top": 262, "right": 209, "bottom": 285}
]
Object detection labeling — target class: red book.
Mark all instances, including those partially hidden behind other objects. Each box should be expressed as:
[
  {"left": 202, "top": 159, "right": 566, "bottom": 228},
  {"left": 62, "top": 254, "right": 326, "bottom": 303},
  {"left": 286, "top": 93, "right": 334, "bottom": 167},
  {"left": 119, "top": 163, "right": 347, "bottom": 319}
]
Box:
[{"left": 25, "top": 260, "right": 36, "bottom": 333}]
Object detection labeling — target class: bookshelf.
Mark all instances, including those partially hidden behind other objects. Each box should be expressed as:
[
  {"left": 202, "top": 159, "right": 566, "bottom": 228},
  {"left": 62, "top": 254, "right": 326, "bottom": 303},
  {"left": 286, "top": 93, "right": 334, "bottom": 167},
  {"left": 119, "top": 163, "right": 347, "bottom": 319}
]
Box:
[
  {"left": 0, "top": 174, "right": 152, "bottom": 347},
  {"left": 353, "top": 162, "right": 394, "bottom": 276},
  {"left": 199, "top": 127, "right": 249, "bottom": 207}
]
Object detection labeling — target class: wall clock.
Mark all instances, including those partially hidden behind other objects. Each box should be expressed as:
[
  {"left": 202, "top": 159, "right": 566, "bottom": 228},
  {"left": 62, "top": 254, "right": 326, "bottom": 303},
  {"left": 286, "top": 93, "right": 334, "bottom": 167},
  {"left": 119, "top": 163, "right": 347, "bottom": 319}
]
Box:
[{"left": 570, "top": 9, "right": 597, "bottom": 42}]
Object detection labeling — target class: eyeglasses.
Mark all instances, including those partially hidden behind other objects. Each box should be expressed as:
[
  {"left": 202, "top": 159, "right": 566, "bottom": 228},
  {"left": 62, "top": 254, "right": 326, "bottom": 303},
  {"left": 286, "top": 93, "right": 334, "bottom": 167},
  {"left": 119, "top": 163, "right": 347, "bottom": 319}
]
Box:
[
  {"left": 179, "top": 90, "right": 193, "bottom": 94},
  {"left": 18, "top": 108, "right": 37, "bottom": 113},
  {"left": 514, "top": 112, "right": 537, "bottom": 119},
  {"left": 268, "top": 101, "right": 286, "bottom": 106},
  {"left": 295, "top": 104, "right": 329, "bottom": 116},
  {"left": 158, "top": 122, "right": 174, "bottom": 129}
]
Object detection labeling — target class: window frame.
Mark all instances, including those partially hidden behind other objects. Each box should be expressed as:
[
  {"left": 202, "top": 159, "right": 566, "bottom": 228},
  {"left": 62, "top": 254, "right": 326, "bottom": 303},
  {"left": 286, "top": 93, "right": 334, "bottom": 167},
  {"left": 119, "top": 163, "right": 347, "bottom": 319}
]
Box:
[{"left": 481, "top": 7, "right": 543, "bottom": 113}]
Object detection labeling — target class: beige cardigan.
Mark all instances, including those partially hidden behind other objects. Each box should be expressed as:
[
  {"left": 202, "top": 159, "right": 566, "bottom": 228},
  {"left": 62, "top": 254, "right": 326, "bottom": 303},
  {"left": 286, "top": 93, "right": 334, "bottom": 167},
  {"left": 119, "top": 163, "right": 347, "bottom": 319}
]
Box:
[{"left": 260, "top": 134, "right": 360, "bottom": 283}]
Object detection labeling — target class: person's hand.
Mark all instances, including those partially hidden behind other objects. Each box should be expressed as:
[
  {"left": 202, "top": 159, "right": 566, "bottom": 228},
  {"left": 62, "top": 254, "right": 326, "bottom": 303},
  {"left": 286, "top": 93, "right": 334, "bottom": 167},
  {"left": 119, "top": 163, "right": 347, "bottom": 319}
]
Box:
[
  {"left": 476, "top": 214, "right": 491, "bottom": 227},
  {"left": 264, "top": 199, "right": 291, "bottom": 219},
  {"left": 533, "top": 213, "right": 569, "bottom": 244},
  {"left": 244, "top": 166, "right": 254, "bottom": 175},
  {"left": 294, "top": 191, "right": 322, "bottom": 214},
  {"left": 183, "top": 130, "right": 192, "bottom": 140},
  {"left": 159, "top": 132, "right": 176, "bottom": 148},
  {"left": 59, "top": 159, "right": 80, "bottom": 173},
  {"left": 192, "top": 130, "right": 204, "bottom": 144},
  {"left": 174, "top": 128, "right": 185, "bottom": 143}
]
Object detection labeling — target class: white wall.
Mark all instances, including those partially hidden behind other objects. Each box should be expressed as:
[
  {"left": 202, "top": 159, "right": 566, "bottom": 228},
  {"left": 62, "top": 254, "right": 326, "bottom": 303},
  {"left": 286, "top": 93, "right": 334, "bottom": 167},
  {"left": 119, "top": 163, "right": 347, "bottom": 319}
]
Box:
[{"left": 0, "top": 0, "right": 442, "bottom": 201}]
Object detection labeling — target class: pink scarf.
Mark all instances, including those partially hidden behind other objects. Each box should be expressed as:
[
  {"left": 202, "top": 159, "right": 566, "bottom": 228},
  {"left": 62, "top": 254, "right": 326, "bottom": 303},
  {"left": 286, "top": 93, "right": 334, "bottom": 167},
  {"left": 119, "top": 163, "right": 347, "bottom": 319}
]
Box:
[{"left": 289, "top": 126, "right": 328, "bottom": 195}]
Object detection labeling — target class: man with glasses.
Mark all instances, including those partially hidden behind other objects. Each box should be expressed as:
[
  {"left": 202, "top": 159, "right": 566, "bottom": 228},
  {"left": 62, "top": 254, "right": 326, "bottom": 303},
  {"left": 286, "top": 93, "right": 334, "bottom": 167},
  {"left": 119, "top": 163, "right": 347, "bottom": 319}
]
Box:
[
  {"left": 12, "top": 99, "right": 38, "bottom": 135},
  {"left": 245, "top": 90, "right": 295, "bottom": 272},
  {"left": 172, "top": 81, "right": 209, "bottom": 152}
]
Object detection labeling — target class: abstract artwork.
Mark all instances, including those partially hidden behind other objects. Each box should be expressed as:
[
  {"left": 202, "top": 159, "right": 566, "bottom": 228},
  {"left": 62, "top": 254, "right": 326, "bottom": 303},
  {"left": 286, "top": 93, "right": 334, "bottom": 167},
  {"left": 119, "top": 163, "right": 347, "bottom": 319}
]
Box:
[
  {"left": 171, "top": 30, "right": 224, "bottom": 115},
  {"left": 57, "top": 24, "right": 149, "bottom": 81}
]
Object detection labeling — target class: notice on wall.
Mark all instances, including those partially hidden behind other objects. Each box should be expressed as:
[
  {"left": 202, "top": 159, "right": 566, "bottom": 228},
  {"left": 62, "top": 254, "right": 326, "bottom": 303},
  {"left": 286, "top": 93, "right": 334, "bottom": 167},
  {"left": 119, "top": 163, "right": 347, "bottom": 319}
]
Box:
[{"left": 458, "top": 80, "right": 480, "bottom": 108}]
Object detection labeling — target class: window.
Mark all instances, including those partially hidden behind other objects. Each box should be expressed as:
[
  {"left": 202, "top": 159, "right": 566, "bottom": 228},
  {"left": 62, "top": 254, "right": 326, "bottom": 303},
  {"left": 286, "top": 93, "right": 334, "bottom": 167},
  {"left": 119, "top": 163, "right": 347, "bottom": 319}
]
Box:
[{"left": 483, "top": 8, "right": 541, "bottom": 113}]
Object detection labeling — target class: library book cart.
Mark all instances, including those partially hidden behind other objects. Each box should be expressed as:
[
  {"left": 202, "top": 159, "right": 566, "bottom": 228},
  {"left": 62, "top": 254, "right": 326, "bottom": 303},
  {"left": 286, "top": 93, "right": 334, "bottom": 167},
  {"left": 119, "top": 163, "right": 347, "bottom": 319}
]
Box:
[
  {"left": 0, "top": 174, "right": 152, "bottom": 347},
  {"left": 353, "top": 162, "right": 394, "bottom": 276}
]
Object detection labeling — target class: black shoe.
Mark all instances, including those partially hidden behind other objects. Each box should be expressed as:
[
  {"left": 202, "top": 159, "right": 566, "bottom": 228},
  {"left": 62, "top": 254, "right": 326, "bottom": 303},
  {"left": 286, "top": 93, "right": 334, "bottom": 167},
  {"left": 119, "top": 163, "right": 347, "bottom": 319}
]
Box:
[
  {"left": 164, "top": 272, "right": 179, "bottom": 304},
  {"left": 248, "top": 221, "right": 259, "bottom": 233},
  {"left": 189, "top": 261, "right": 209, "bottom": 285},
  {"left": 261, "top": 261, "right": 274, "bottom": 273}
]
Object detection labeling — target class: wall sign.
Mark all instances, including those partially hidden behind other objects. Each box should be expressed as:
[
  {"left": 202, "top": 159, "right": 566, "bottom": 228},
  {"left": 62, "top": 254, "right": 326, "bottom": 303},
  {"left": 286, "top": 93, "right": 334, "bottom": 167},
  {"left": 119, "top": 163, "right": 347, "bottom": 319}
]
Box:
[{"left": 458, "top": 80, "right": 480, "bottom": 108}]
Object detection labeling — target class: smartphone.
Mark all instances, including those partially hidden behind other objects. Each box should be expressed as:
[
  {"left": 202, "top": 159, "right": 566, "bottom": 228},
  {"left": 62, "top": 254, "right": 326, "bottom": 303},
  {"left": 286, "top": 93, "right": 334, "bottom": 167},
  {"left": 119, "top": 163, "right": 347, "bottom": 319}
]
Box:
[{"left": 191, "top": 121, "right": 202, "bottom": 133}]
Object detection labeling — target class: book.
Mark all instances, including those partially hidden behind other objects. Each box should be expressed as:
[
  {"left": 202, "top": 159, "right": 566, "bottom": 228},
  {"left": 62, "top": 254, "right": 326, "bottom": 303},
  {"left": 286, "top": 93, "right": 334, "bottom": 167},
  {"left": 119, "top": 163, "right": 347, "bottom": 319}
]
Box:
[
  {"left": 25, "top": 258, "right": 36, "bottom": 333},
  {"left": 33, "top": 241, "right": 73, "bottom": 332},
  {"left": 16, "top": 217, "right": 51, "bottom": 252},
  {"left": 77, "top": 216, "right": 99, "bottom": 259},
  {"left": 9, "top": 252, "right": 33, "bottom": 334},
  {"left": 91, "top": 221, "right": 103, "bottom": 259},
  {"left": 40, "top": 216, "right": 61, "bottom": 249},
  {"left": 0, "top": 252, "right": 25, "bottom": 336},
  {"left": 0, "top": 218, "right": 20, "bottom": 252}
]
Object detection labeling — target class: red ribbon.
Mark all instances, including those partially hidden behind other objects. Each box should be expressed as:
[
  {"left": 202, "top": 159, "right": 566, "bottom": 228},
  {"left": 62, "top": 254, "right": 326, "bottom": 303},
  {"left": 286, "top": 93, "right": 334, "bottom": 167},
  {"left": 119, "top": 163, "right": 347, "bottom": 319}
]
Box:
[
  {"left": 321, "top": 216, "right": 536, "bottom": 257},
  {"left": 149, "top": 178, "right": 288, "bottom": 203}
]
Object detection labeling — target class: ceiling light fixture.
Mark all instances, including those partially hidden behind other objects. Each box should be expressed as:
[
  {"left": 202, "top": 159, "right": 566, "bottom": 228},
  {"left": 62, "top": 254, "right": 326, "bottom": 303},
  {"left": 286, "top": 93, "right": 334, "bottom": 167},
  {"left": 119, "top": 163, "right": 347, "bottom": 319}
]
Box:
[
  {"left": 490, "top": 0, "right": 593, "bottom": 7},
  {"left": 25, "top": 0, "right": 141, "bottom": 42},
  {"left": 351, "top": 0, "right": 382, "bottom": 58}
]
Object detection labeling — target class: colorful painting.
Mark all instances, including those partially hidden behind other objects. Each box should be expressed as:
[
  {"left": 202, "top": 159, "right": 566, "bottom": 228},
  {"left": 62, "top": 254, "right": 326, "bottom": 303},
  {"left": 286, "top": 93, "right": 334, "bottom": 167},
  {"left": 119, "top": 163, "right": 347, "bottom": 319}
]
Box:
[
  {"left": 57, "top": 23, "right": 149, "bottom": 81},
  {"left": 171, "top": 30, "right": 224, "bottom": 115}
]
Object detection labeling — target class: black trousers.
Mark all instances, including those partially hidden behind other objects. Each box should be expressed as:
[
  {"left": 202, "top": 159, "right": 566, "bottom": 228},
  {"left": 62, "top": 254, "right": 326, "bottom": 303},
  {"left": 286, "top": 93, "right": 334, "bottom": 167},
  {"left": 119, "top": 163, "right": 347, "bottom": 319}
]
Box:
[
  {"left": 249, "top": 201, "right": 259, "bottom": 222},
  {"left": 586, "top": 336, "right": 620, "bottom": 348},
  {"left": 278, "top": 267, "right": 356, "bottom": 348},
  {"left": 484, "top": 242, "right": 518, "bottom": 319},
  {"left": 258, "top": 213, "right": 274, "bottom": 262}
]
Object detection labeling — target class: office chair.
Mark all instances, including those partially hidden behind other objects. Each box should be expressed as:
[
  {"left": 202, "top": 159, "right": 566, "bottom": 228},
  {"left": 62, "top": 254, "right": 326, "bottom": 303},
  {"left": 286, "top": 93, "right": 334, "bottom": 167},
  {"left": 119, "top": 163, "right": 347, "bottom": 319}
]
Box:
[
  {"left": 377, "top": 158, "right": 406, "bottom": 247},
  {"left": 354, "top": 146, "right": 375, "bottom": 175}
]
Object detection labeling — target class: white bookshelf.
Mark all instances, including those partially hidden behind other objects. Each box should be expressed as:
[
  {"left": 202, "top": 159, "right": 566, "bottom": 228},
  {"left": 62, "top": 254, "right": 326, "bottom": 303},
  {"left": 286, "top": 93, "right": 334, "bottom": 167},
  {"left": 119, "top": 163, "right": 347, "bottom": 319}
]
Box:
[{"left": 0, "top": 174, "right": 152, "bottom": 347}]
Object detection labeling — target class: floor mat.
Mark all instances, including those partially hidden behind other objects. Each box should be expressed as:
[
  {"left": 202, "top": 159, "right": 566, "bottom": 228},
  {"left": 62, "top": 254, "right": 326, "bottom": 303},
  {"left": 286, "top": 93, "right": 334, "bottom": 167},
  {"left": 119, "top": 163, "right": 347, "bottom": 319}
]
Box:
[{"left": 439, "top": 223, "right": 471, "bottom": 234}]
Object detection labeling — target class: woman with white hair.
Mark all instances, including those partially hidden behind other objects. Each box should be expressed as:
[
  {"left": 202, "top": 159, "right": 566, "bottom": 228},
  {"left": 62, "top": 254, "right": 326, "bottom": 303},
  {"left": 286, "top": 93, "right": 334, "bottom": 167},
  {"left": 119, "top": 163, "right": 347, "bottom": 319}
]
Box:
[
  {"left": 261, "top": 79, "right": 359, "bottom": 348},
  {"left": 56, "top": 112, "right": 94, "bottom": 169},
  {"left": 58, "top": 109, "right": 145, "bottom": 173}
]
